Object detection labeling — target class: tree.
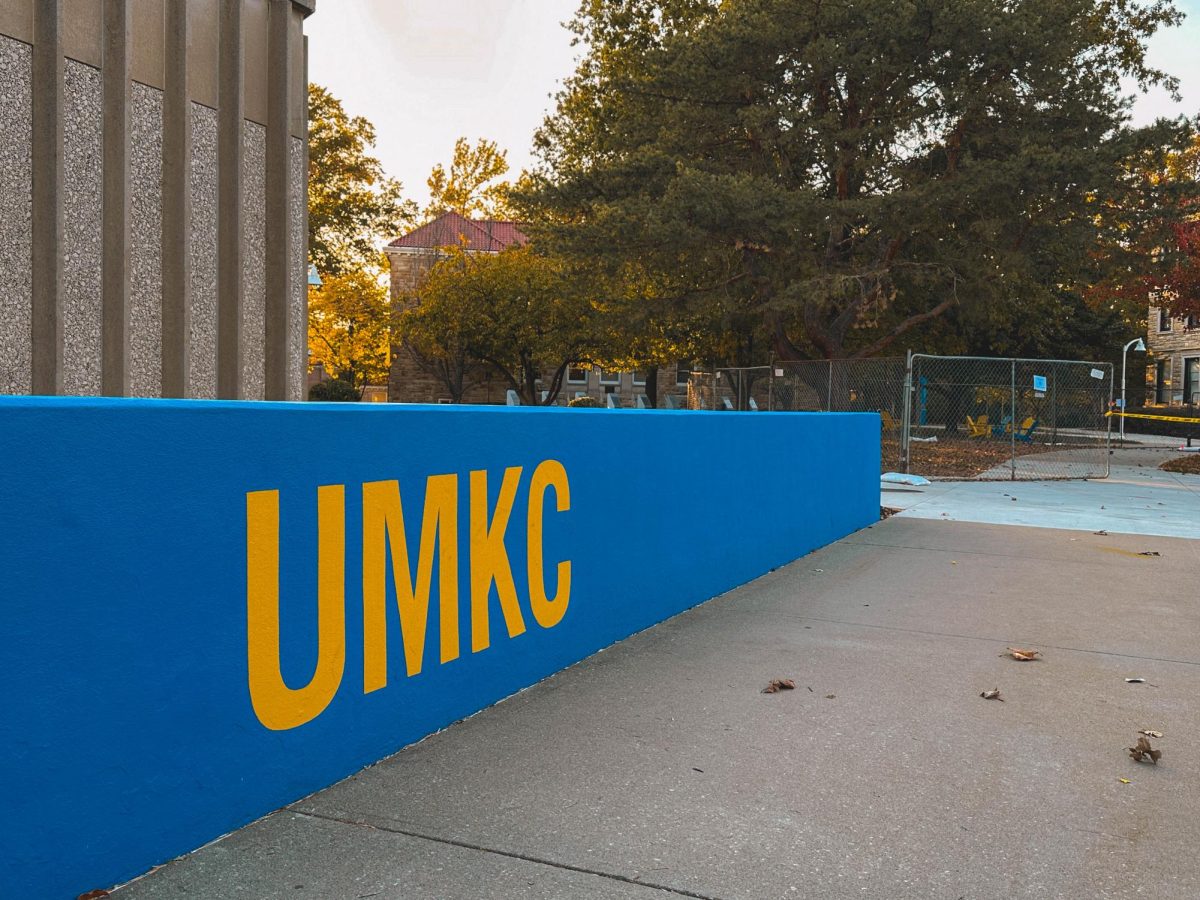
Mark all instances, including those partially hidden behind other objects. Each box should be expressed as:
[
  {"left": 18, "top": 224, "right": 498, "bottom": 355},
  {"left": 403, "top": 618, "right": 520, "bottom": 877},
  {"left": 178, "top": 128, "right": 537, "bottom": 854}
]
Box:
[
  {"left": 522, "top": 0, "right": 1191, "bottom": 361},
  {"left": 399, "top": 245, "right": 597, "bottom": 404},
  {"left": 425, "top": 137, "right": 513, "bottom": 220},
  {"left": 308, "top": 378, "right": 361, "bottom": 402},
  {"left": 1086, "top": 133, "right": 1200, "bottom": 325},
  {"left": 308, "top": 270, "right": 392, "bottom": 389},
  {"left": 309, "top": 84, "right": 416, "bottom": 277}
]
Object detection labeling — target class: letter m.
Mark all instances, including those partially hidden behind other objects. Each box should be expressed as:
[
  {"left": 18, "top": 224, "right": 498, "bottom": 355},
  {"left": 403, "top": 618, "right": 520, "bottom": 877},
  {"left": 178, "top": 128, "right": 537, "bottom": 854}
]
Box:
[{"left": 362, "top": 475, "right": 459, "bottom": 691}]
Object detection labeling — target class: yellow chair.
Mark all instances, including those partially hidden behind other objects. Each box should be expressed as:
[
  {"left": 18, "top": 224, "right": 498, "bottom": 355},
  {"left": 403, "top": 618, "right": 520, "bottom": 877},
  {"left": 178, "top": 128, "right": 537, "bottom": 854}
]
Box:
[{"left": 966, "top": 414, "right": 991, "bottom": 438}]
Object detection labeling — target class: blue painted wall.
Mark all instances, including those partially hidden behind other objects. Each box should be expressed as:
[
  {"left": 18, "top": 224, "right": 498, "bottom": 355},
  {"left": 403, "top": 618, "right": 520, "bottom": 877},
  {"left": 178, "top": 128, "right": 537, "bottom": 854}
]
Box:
[{"left": 0, "top": 399, "right": 878, "bottom": 899}]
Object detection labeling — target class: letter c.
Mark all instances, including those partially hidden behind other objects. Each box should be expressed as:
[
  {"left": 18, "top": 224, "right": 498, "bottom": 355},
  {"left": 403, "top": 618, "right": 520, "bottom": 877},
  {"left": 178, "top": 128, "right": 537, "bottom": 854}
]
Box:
[{"left": 526, "top": 460, "right": 571, "bottom": 629}]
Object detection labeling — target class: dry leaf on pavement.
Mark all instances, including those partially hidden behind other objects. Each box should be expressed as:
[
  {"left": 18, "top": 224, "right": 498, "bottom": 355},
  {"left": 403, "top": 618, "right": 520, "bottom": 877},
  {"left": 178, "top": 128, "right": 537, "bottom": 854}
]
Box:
[
  {"left": 1139, "top": 729, "right": 1164, "bottom": 739},
  {"left": 762, "top": 678, "right": 796, "bottom": 694},
  {"left": 980, "top": 688, "right": 1004, "bottom": 701},
  {"left": 1128, "top": 736, "right": 1162, "bottom": 765},
  {"left": 1006, "top": 647, "right": 1041, "bottom": 661}
]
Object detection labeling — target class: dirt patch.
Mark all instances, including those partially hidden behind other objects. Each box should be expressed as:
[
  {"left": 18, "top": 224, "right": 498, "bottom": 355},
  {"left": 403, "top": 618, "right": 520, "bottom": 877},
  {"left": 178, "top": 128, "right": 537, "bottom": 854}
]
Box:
[
  {"left": 881, "top": 439, "right": 1050, "bottom": 478},
  {"left": 1160, "top": 454, "right": 1200, "bottom": 475}
]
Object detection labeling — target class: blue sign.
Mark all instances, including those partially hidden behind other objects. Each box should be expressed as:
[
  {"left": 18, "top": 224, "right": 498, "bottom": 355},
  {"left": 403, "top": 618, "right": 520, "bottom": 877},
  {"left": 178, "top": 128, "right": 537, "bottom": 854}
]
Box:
[
  {"left": 1033, "top": 375, "right": 1048, "bottom": 392},
  {"left": 0, "top": 398, "right": 878, "bottom": 898}
]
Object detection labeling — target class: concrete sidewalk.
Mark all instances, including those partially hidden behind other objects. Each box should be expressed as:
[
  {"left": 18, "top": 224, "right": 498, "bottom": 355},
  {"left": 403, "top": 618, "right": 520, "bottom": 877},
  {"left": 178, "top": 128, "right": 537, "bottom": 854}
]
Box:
[
  {"left": 116, "top": 517, "right": 1200, "bottom": 900},
  {"left": 886, "top": 447, "right": 1200, "bottom": 538}
]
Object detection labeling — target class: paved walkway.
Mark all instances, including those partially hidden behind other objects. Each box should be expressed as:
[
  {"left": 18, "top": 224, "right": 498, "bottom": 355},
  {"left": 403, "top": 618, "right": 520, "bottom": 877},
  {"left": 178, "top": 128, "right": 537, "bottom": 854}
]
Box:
[
  {"left": 116, "top": 515, "right": 1200, "bottom": 899},
  {"left": 886, "top": 447, "right": 1200, "bottom": 538}
]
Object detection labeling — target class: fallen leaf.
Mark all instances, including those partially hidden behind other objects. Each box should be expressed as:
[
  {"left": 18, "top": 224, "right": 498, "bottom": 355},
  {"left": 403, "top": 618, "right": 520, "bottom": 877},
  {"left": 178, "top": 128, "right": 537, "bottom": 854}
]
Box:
[
  {"left": 1139, "top": 730, "right": 1164, "bottom": 739},
  {"left": 761, "top": 678, "right": 796, "bottom": 694},
  {"left": 1128, "top": 736, "right": 1162, "bottom": 765},
  {"left": 1006, "top": 647, "right": 1041, "bottom": 661},
  {"left": 1119, "top": 778, "right": 1131, "bottom": 784},
  {"left": 1137, "top": 551, "right": 1161, "bottom": 557},
  {"left": 692, "top": 767, "right": 704, "bottom": 773},
  {"left": 980, "top": 688, "right": 1004, "bottom": 701},
  {"left": 824, "top": 694, "right": 836, "bottom": 699}
]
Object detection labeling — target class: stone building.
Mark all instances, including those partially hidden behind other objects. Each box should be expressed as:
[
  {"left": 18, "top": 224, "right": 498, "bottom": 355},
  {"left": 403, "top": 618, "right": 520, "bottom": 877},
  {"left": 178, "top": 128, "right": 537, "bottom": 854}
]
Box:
[
  {"left": 0, "top": 0, "right": 315, "bottom": 400},
  {"left": 386, "top": 210, "right": 692, "bottom": 406},
  {"left": 1146, "top": 301, "right": 1200, "bottom": 405}
]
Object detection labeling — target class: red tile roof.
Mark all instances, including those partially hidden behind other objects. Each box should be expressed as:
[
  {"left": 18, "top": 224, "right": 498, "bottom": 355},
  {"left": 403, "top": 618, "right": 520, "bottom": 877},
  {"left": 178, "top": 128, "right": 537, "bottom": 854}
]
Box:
[{"left": 388, "top": 211, "right": 528, "bottom": 252}]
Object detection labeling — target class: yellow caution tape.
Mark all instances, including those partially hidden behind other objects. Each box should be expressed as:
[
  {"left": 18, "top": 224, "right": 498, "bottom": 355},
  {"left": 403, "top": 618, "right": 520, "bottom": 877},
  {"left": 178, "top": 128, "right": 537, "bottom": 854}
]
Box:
[{"left": 1105, "top": 410, "right": 1200, "bottom": 424}]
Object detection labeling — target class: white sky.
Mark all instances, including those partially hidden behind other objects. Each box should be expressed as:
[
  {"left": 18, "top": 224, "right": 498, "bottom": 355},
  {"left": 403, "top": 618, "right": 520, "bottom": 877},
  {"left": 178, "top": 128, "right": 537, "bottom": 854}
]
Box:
[{"left": 307, "top": 0, "right": 1200, "bottom": 212}]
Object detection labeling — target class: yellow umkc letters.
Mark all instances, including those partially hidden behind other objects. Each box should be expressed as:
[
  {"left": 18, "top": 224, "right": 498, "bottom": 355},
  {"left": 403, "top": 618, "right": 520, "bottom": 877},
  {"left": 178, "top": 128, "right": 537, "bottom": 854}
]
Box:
[{"left": 246, "top": 460, "right": 571, "bottom": 731}]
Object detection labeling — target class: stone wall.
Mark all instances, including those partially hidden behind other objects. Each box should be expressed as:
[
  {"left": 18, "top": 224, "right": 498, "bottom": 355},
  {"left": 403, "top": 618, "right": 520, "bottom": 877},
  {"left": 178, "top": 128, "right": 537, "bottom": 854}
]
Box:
[
  {"left": 0, "top": 36, "right": 32, "bottom": 394},
  {"left": 1146, "top": 304, "right": 1200, "bottom": 405}
]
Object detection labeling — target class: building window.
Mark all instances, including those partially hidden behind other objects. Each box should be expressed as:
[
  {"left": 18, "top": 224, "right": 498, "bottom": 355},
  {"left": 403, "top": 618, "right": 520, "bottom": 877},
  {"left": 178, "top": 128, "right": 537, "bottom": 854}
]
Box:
[
  {"left": 599, "top": 369, "right": 621, "bottom": 386},
  {"left": 1158, "top": 308, "right": 1171, "bottom": 332},
  {"left": 632, "top": 370, "right": 648, "bottom": 386},
  {"left": 1185, "top": 357, "right": 1200, "bottom": 406},
  {"left": 675, "top": 361, "right": 692, "bottom": 386},
  {"left": 567, "top": 366, "right": 588, "bottom": 384},
  {"left": 1155, "top": 359, "right": 1169, "bottom": 405},
  {"left": 1187, "top": 315, "right": 1199, "bottom": 331}
]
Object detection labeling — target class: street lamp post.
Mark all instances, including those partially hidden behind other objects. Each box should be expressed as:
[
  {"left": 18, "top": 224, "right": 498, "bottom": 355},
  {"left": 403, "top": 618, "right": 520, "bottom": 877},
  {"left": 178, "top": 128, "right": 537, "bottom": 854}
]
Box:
[{"left": 1120, "top": 337, "right": 1146, "bottom": 443}]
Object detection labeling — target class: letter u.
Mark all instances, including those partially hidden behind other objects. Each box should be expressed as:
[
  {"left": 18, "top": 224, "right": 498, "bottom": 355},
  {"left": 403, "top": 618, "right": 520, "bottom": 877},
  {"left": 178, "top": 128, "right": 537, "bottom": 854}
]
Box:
[{"left": 246, "top": 486, "right": 346, "bottom": 730}]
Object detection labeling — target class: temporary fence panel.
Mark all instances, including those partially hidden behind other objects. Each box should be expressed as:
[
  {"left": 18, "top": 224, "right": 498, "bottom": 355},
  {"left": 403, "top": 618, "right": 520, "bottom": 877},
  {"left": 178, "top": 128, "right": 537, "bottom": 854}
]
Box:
[
  {"left": 687, "top": 355, "right": 1112, "bottom": 481},
  {"left": 905, "top": 355, "right": 1112, "bottom": 480}
]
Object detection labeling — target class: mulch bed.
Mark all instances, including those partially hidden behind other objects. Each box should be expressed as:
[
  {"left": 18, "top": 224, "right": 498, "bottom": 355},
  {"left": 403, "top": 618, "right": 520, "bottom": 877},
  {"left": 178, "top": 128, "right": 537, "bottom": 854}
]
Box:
[
  {"left": 881, "top": 438, "right": 1050, "bottom": 478},
  {"left": 1160, "top": 455, "right": 1200, "bottom": 475}
]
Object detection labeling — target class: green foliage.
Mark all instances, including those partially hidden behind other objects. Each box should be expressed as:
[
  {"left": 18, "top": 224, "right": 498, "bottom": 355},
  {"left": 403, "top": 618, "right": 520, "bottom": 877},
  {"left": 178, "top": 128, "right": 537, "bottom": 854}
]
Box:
[
  {"left": 521, "top": 0, "right": 1193, "bottom": 361},
  {"left": 309, "top": 85, "right": 416, "bottom": 277},
  {"left": 308, "top": 270, "right": 392, "bottom": 388},
  {"left": 399, "top": 245, "right": 597, "bottom": 404},
  {"left": 425, "top": 137, "right": 513, "bottom": 221},
  {"left": 568, "top": 395, "right": 604, "bottom": 407},
  {"left": 308, "top": 377, "right": 361, "bottom": 402}
]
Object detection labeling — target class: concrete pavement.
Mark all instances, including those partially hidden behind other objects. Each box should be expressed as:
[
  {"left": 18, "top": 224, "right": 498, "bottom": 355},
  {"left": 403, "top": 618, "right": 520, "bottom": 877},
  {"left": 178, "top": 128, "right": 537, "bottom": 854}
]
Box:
[
  {"left": 115, "top": 516, "right": 1200, "bottom": 900},
  {"left": 887, "top": 447, "right": 1200, "bottom": 538}
]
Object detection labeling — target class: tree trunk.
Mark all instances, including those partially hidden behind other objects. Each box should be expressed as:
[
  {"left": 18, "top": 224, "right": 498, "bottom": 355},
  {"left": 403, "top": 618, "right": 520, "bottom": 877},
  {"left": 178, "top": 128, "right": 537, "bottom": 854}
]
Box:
[{"left": 645, "top": 367, "right": 659, "bottom": 408}]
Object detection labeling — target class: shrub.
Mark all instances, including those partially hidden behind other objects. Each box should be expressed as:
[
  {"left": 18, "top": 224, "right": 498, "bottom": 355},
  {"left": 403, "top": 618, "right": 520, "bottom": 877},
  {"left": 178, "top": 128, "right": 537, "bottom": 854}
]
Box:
[{"left": 308, "top": 378, "right": 361, "bottom": 402}]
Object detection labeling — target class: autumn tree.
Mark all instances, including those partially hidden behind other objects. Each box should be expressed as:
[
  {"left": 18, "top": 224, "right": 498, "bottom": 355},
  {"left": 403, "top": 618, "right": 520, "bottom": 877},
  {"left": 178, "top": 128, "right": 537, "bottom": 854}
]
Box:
[
  {"left": 309, "top": 84, "right": 416, "bottom": 277},
  {"left": 1087, "top": 132, "right": 1200, "bottom": 326},
  {"left": 399, "top": 245, "right": 598, "bottom": 404},
  {"left": 522, "top": 0, "right": 1192, "bottom": 362},
  {"left": 425, "top": 137, "right": 513, "bottom": 220},
  {"left": 308, "top": 270, "right": 392, "bottom": 389}
]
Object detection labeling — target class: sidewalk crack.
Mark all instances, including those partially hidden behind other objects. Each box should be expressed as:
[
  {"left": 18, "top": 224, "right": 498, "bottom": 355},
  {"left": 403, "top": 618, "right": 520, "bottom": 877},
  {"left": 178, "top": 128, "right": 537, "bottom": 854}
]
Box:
[
  {"left": 785, "top": 614, "right": 1200, "bottom": 667},
  {"left": 293, "top": 809, "right": 728, "bottom": 900}
]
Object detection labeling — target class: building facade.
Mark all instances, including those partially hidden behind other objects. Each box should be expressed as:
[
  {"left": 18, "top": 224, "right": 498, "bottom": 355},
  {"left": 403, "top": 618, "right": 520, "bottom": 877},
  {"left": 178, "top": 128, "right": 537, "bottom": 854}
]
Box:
[
  {"left": 1146, "top": 302, "right": 1200, "bottom": 406},
  {"left": 0, "top": 0, "right": 314, "bottom": 400},
  {"left": 386, "top": 211, "right": 692, "bottom": 407}
]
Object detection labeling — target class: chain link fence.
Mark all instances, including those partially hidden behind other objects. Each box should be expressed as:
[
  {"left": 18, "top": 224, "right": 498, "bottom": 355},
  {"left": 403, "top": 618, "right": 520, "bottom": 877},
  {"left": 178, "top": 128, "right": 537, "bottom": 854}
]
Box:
[
  {"left": 686, "top": 355, "right": 1113, "bottom": 480},
  {"left": 905, "top": 355, "right": 1113, "bottom": 480}
]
